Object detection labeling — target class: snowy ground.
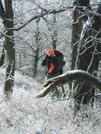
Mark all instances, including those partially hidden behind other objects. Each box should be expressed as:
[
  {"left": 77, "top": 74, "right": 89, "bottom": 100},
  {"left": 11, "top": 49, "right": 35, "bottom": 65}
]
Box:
[{"left": 0, "top": 68, "right": 101, "bottom": 134}]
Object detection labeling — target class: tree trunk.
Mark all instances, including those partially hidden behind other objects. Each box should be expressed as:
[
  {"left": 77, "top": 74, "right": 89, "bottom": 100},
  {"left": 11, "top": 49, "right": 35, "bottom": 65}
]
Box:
[
  {"left": 0, "top": 43, "right": 5, "bottom": 66},
  {"left": 77, "top": 0, "right": 89, "bottom": 6},
  {"left": 71, "top": 0, "right": 83, "bottom": 70},
  {"left": 33, "top": 48, "right": 39, "bottom": 75},
  {"left": 33, "top": 18, "right": 40, "bottom": 76},
  {"left": 0, "top": 0, "right": 5, "bottom": 19},
  {"left": 52, "top": 14, "right": 57, "bottom": 50},
  {"left": 72, "top": 0, "right": 101, "bottom": 109},
  {"left": 4, "top": 0, "right": 15, "bottom": 97}
]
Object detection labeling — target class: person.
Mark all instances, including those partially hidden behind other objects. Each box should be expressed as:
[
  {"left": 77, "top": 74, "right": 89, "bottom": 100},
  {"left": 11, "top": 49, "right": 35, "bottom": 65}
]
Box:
[
  {"left": 41, "top": 50, "right": 59, "bottom": 78},
  {"left": 54, "top": 50, "right": 65, "bottom": 96},
  {"left": 41, "top": 50, "right": 60, "bottom": 98},
  {"left": 54, "top": 50, "right": 65, "bottom": 75}
]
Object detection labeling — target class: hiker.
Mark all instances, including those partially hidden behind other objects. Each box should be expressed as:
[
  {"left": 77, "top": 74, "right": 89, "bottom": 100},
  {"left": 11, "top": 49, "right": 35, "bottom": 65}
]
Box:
[
  {"left": 41, "top": 50, "right": 60, "bottom": 98},
  {"left": 41, "top": 50, "right": 65, "bottom": 98},
  {"left": 41, "top": 50, "right": 59, "bottom": 79},
  {"left": 54, "top": 50, "right": 65, "bottom": 75},
  {"left": 54, "top": 50, "right": 65, "bottom": 96}
]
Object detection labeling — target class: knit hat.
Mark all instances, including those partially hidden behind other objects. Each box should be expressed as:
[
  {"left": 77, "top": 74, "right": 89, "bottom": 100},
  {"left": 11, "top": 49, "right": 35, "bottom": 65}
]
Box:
[{"left": 46, "top": 50, "right": 54, "bottom": 55}]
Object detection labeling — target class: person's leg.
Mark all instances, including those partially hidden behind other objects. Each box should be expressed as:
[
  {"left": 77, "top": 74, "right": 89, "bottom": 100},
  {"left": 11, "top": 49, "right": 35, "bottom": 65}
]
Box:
[{"left": 47, "top": 73, "right": 60, "bottom": 98}]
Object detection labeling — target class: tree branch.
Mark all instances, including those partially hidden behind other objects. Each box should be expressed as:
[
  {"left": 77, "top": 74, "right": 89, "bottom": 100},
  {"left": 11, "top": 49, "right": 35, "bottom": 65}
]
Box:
[
  {"left": 4, "top": 5, "right": 101, "bottom": 31},
  {"left": 35, "top": 70, "right": 101, "bottom": 98},
  {"left": 12, "top": 6, "right": 73, "bottom": 31}
]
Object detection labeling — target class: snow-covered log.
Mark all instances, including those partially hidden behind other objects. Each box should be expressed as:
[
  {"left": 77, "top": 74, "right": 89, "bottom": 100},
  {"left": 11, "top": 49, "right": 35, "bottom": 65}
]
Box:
[{"left": 35, "top": 70, "right": 101, "bottom": 98}]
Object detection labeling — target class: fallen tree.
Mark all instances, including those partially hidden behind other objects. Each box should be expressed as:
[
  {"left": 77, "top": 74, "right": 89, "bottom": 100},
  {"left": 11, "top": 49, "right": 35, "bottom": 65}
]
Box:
[{"left": 35, "top": 70, "right": 101, "bottom": 98}]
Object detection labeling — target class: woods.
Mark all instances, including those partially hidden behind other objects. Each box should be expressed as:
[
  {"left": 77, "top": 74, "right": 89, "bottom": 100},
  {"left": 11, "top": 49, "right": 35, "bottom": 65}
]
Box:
[
  {"left": 0, "top": 0, "right": 101, "bottom": 107},
  {"left": 0, "top": 1, "right": 101, "bottom": 133}
]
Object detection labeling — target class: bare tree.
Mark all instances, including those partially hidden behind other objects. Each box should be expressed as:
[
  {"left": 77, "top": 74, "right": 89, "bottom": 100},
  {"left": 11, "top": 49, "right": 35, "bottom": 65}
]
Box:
[
  {"left": 33, "top": 18, "right": 40, "bottom": 76},
  {"left": 71, "top": 0, "right": 101, "bottom": 109},
  {"left": 0, "top": 0, "right": 15, "bottom": 98},
  {"left": 4, "top": 0, "right": 15, "bottom": 97}
]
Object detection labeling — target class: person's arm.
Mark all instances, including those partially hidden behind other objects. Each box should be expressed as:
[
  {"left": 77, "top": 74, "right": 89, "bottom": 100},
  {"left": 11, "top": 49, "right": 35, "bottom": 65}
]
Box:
[{"left": 41, "top": 55, "right": 49, "bottom": 66}]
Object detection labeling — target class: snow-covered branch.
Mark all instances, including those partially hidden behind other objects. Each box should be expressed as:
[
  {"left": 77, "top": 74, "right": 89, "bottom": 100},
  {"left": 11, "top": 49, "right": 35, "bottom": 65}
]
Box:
[
  {"left": 12, "top": 6, "right": 73, "bottom": 31},
  {"left": 35, "top": 70, "right": 101, "bottom": 98}
]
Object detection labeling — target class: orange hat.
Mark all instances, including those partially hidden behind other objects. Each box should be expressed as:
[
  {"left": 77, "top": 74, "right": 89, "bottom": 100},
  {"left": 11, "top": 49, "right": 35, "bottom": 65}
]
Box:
[{"left": 46, "top": 50, "right": 54, "bottom": 55}]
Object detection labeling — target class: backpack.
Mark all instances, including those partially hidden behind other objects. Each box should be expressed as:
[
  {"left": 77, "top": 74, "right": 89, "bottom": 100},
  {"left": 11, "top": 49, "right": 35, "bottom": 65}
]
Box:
[{"left": 54, "top": 50, "right": 65, "bottom": 71}]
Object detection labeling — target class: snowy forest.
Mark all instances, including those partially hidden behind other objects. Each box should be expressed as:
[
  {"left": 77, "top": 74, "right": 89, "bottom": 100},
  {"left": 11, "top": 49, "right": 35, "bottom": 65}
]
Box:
[{"left": 0, "top": 0, "right": 101, "bottom": 133}]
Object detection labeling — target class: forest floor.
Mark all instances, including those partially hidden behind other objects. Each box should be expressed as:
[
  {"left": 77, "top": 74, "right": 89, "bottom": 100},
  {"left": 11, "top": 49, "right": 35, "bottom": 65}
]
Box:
[{"left": 0, "top": 68, "right": 101, "bottom": 134}]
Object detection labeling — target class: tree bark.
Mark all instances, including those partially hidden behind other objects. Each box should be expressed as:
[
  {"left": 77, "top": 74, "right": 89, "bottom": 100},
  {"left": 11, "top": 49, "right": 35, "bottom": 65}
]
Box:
[
  {"left": 33, "top": 18, "right": 40, "bottom": 76},
  {"left": 77, "top": 0, "right": 89, "bottom": 6},
  {"left": 4, "top": 0, "right": 15, "bottom": 97},
  {"left": 71, "top": 0, "right": 83, "bottom": 70},
  {"left": 52, "top": 14, "right": 57, "bottom": 50},
  {"left": 71, "top": 0, "right": 101, "bottom": 108},
  {"left": 0, "top": 44, "right": 5, "bottom": 66},
  {"left": 0, "top": 0, "right": 5, "bottom": 19}
]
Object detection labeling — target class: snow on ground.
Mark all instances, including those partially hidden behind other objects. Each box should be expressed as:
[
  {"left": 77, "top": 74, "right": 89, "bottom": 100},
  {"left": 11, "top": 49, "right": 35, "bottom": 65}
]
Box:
[{"left": 0, "top": 68, "right": 101, "bottom": 134}]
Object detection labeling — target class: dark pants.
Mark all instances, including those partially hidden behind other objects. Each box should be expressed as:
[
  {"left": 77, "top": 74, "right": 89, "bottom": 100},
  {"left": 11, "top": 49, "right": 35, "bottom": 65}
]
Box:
[{"left": 59, "top": 70, "right": 63, "bottom": 75}]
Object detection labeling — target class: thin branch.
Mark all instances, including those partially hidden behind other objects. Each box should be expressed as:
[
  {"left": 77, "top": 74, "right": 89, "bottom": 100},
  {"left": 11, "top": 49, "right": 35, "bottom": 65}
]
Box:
[
  {"left": 11, "top": 6, "right": 73, "bottom": 31},
  {"left": 79, "top": 29, "right": 101, "bottom": 55},
  {"left": 87, "top": 42, "right": 97, "bottom": 72}
]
